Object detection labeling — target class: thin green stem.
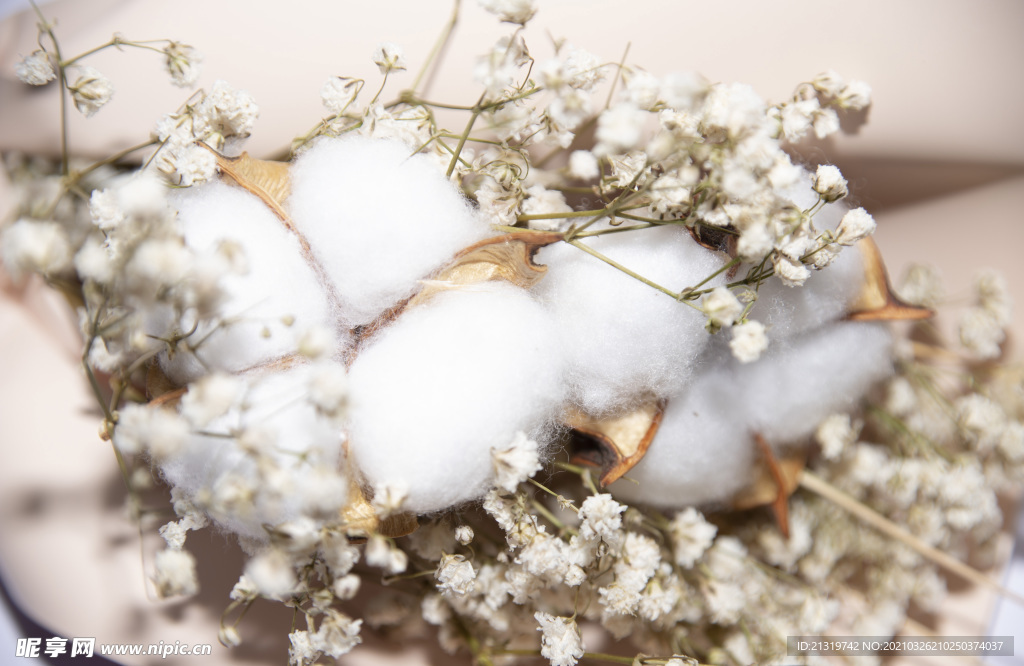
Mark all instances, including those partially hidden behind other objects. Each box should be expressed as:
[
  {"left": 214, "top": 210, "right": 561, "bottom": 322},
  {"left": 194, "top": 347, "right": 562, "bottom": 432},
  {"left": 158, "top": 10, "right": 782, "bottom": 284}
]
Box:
[
  {"left": 30, "top": 1, "right": 69, "bottom": 176},
  {"left": 62, "top": 37, "right": 165, "bottom": 67},
  {"left": 603, "top": 43, "right": 631, "bottom": 110},
  {"left": 685, "top": 257, "right": 741, "bottom": 294},
  {"left": 573, "top": 223, "right": 658, "bottom": 237},
  {"left": 568, "top": 239, "right": 701, "bottom": 309},
  {"left": 77, "top": 139, "right": 158, "bottom": 179},
  {"left": 411, "top": 0, "right": 460, "bottom": 95},
  {"left": 519, "top": 207, "right": 610, "bottom": 222},
  {"left": 446, "top": 92, "right": 485, "bottom": 178}
]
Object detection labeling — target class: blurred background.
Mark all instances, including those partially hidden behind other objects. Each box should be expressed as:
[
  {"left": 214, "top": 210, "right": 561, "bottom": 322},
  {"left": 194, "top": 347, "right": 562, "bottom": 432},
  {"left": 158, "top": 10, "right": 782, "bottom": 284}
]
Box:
[{"left": 1, "top": 0, "right": 1022, "bottom": 663}]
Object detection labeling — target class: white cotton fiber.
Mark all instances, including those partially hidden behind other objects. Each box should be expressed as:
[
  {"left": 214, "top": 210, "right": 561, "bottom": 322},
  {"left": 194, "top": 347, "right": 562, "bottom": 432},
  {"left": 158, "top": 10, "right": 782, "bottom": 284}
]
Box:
[
  {"left": 754, "top": 170, "right": 864, "bottom": 345},
  {"left": 610, "top": 321, "right": 892, "bottom": 508},
  {"left": 161, "top": 182, "right": 333, "bottom": 385},
  {"left": 347, "top": 282, "right": 565, "bottom": 513},
  {"left": 288, "top": 136, "right": 490, "bottom": 328},
  {"left": 160, "top": 363, "right": 348, "bottom": 541},
  {"left": 754, "top": 244, "right": 864, "bottom": 350},
  {"left": 532, "top": 225, "right": 728, "bottom": 415}
]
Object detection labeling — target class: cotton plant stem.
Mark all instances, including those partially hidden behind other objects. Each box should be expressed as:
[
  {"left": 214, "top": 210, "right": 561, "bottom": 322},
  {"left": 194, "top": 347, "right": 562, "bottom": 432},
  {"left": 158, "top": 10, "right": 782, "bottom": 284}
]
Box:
[{"left": 800, "top": 470, "right": 1024, "bottom": 606}]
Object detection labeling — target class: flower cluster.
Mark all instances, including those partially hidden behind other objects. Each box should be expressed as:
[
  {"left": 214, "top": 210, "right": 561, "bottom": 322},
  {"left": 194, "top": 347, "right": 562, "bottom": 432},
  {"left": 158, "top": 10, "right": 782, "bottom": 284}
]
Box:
[{"left": 3, "top": 3, "right": 1022, "bottom": 666}]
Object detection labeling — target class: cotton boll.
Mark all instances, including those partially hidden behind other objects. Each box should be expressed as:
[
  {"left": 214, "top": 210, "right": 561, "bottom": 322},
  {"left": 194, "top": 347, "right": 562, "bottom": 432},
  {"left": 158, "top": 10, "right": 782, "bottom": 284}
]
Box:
[
  {"left": 288, "top": 136, "right": 490, "bottom": 328},
  {"left": 754, "top": 170, "right": 865, "bottom": 343},
  {"left": 347, "top": 282, "right": 564, "bottom": 513},
  {"left": 736, "top": 321, "right": 892, "bottom": 444},
  {"left": 533, "top": 225, "right": 728, "bottom": 415},
  {"left": 611, "top": 321, "right": 892, "bottom": 508},
  {"left": 160, "top": 182, "right": 334, "bottom": 384},
  {"left": 608, "top": 366, "right": 753, "bottom": 506},
  {"left": 159, "top": 363, "right": 348, "bottom": 541},
  {"left": 754, "top": 243, "right": 864, "bottom": 347}
]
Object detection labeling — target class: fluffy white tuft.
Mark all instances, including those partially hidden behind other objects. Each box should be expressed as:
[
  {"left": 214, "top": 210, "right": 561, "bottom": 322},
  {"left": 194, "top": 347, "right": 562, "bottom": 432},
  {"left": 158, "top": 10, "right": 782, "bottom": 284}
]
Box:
[
  {"left": 754, "top": 171, "right": 866, "bottom": 344},
  {"left": 288, "top": 136, "right": 490, "bottom": 328},
  {"left": 347, "top": 283, "right": 564, "bottom": 513},
  {"left": 610, "top": 321, "right": 892, "bottom": 507},
  {"left": 532, "top": 225, "right": 727, "bottom": 415},
  {"left": 161, "top": 182, "right": 333, "bottom": 384}
]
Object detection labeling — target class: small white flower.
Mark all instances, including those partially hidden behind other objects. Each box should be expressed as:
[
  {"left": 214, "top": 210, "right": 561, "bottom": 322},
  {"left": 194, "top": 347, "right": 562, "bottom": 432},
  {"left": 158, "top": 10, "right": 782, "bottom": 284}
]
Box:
[
  {"left": 534, "top": 612, "right": 584, "bottom": 666},
  {"left": 164, "top": 42, "right": 203, "bottom": 88},
  {"left": 898, "top": 264, "right": 944, "bottom": 308},
  {"left": 959, "top": 307, "right": 1005, "bottom": 359},
  {"left": 180, "top": 373, "right": 241, "bottom": 428},
  {"left": 815, "top": 413, "right": 858, "bottom": 460},
  {"left": 88, "top": 188, "right": 124, "bottom": 230},
  {"left": 478, "top": 0, "right": 537, "bottom": 24},
  {"left": 547, "top": 89, "right": 593, "bottom": 131},
  {"left": 729, "top": 320, "right": 768, "bottom": 363},
  {"left": 372, "top": 42, "right": 407, "bottom": 74},
  {"left": 834, "top": 207, "right": 876, "bottom": 246},
  {"left": 435, "top": 553, "right": 476, "bottom": 597},
  {"left": 977, "top": 270, "right": 1012, "bottom": 326},
  {"left": 669, "top": 508, "right": 717, "bottom": 568},
  {"left": 837, "top": 79, "right": 872, "bottom": 110},
  {"left": 491, "top": 431, "right": 542, "bottom": 492},
  {"left": 288, "top": 630, "right": 317, "bottom": 665},
  {"left": 365, "top": 534, "right": 408, "bottom": 574},
  {"left": 370, "top": 481, "right": 408, "bottom": 518},
  {"left": 195, "top": 80, "right": 259, "bottom": 138},
  {"left": 314, "top": 610, "right": 362, "bottom": 658},
  {"left": 113, "top": 404, "right": 189, "bottom": 458},
  {"left": 307, "top": 362, "right": 349, "bottom": 419},
  {"left": 0, "top": 219, "right": 71, "bottom": 280},
  {"left": 245, "top": 549, "right": 298, "bottom": 600},
  {"left": 568, "top": 150, "right": 599, "bottom": 180},
  {"left": 812, "top": 70, "right": 846, "bottom": 97},
  {"left": 812, "top": 164, "right": 848, "bottom": 203},
  {"left": 171, "top": 143, "right": 218, "bottom": 187},
  {"left": 455, "top": 525, "right": 474, "bottom": 545},
  {"left": 595, "top": 102, "right": 647, "bottom": 153},
  {"left": 522, "top": 185, "right": 574, "bottom": 231},
  {"left": 773, "top": 253, "right": 811, "bottom": 287},
  {"left": 158, "top": 520, "right": 189, "bottom": 550},
  {"left": 152, "top": 549, "right": 199, "bottom": 598},
  {"left": 15, "top": 50, "right": 55, "bottom": 85},
  {"left": 321, "top": 76, "right": 361, "bottom": 115},
  {"left": 624, "top": 69, "right": 661, "bottom": 110},
  {"left": 702, "top": 286, "right": 743, "bottom": 330},
  {"left": 736, "top": 223, "right": 774, "bottom": 261},
  {"left": 578, "top": 494, "right": 626, "bottom": 548},
  {"left": 813, "top": 107, "right": 841, "bottom": 138},
  {"left": 562, "top": 46, "right": 605, "bottom": 91},
  {"left": 69, "top": 66, "right": 114, "bottom": 117},
  {"left": 332, "top": 574, "right": 361, "bottom": 600},
  {"left": 297, "top": 325, "right": 334, "bottom": 360},
  {"left": 780, "top": 98, "right": 818, "bottom": 141}
]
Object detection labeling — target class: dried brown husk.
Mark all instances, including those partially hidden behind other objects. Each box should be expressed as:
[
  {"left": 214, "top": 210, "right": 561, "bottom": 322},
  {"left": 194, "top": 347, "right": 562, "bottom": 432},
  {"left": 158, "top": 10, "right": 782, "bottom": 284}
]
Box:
[
  {"left": 351, "top": 230, "right": 562, "bottom": 352},
  {"left": 567, "top": 399, "right": 666, "bottom": 486},
  {"left": 731, "top": 433, "right": 806, "bottom": 538},
  {"left": 847, "top": 237, "right": 933, "bottom": 321}
]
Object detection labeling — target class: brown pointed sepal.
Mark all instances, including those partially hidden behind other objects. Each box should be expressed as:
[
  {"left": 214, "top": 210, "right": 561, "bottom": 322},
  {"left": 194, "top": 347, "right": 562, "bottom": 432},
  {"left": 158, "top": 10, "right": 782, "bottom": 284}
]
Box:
[
  {"left": 730, "top": 433, "right": 806, "bottom": 539},
  {"left": 200, "top": 143, "right": 293, "bottom": 220},
  {"left": 846, "top": 237, "right": 933, "bottom": 322}
]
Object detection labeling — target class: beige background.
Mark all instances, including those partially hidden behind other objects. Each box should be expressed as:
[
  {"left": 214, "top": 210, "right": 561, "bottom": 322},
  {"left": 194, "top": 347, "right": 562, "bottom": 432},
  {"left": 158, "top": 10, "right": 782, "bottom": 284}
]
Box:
[{"left": 1, "top": 1, "right": 1023, "bottom": 664}]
